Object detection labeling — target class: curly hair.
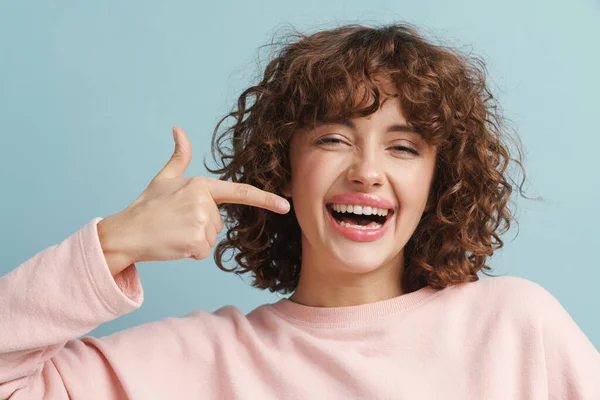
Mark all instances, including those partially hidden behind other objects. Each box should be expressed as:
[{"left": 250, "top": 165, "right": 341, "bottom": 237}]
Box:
[{"left": 206, "top": 22, "right": 539, "bottom": 295}]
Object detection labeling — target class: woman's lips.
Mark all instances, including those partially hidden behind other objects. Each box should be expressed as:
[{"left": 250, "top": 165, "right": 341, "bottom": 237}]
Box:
[
  {"left": 326, "top": 192, "right": 394, "bottom": 211},
  {"left": 326, "top": 207, "right": 393, "bottom": 242}
]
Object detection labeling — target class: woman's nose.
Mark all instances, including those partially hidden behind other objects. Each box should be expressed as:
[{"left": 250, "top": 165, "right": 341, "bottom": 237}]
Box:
[{"left": 346, "top": 153, "right": 384, "bottom": 188}]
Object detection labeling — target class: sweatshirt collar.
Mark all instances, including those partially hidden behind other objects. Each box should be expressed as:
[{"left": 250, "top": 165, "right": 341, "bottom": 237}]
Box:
[{"left": 269, "top": 285, "right": 440, "bottom": 326}]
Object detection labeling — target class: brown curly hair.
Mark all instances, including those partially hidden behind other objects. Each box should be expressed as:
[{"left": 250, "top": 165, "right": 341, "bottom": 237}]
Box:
[{"left": 206, "top": 22, "right": 539, "bottom": 295}]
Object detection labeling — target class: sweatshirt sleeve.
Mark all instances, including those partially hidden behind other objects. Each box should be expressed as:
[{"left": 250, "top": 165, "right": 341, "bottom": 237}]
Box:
[
  {"left": 532, "top": 281, "right": 600, "bottom": 399},
  {"left": 0, "top": 217, "right": 144, "bottom": 399}
]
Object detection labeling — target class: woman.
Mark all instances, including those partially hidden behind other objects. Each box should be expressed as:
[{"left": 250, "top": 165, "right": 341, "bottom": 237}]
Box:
[{"left": 1, "top": 23, "right": 598, "bottom": 399}]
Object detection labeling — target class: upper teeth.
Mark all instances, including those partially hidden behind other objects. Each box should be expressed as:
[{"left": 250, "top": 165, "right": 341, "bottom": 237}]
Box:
[{"left": 330, "top": 204, "right": 389, "bottom": 216}]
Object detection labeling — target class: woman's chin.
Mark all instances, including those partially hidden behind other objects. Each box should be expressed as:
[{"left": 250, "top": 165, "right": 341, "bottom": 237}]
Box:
[{"left": 329, "top": 248, "right": 397, "bottom": 274}]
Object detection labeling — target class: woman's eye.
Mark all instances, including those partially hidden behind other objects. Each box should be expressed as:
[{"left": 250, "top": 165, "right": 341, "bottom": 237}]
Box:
[
  {"left": 391, "top": 146, "right": 419, "bottom": 155},
  {"left": 315, "top": 138, "right": 418, "bottom": 155},
  {"left": 316, "top": 137, "right": 345, "bottom": 145}
]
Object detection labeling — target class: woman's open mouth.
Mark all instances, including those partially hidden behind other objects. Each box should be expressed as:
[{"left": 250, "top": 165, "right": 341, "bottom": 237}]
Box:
[{"left": 325, "top": 203, "right": 394, "bottom": 242}]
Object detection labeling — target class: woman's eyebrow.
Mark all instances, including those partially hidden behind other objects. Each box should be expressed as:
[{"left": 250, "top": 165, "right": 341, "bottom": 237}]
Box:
[{"left": 337, "top": 118, "right": 421, "bottom": 135}]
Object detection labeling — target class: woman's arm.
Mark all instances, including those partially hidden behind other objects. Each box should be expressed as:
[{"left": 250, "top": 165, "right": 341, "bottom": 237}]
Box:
[{"left": 0, "top": 218, "right": 143, "bottom": 398}]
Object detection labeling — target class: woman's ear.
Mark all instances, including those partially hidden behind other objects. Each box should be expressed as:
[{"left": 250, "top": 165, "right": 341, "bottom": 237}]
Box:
[{"left": 281, "top": 184, "right": 292, "bottom": 198}]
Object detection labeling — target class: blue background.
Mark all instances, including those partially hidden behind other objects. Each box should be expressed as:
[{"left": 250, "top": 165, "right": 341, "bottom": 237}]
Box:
[{"left": 1, "top": 0, "right": 598, "bottom": 347}]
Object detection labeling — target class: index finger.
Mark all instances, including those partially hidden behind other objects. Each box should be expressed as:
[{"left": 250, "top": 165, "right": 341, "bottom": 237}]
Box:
[{"left": 206, "top": 179, "right": 290, "bottom": 214}]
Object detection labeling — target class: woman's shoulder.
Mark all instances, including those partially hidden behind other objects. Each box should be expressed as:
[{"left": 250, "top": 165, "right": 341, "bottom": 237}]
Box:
[
  {"left": 448, "top": 274, "right": 554, "bottom": 299},
  {"left": 442, "top": 275, "right": 568, "bottom": 324},
  {"left": 458, "top": 274, "right": 551, "bottom": 295}
]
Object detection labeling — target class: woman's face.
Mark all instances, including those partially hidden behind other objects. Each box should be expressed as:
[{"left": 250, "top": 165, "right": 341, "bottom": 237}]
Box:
[{"left": 287, "top": 91, "right": 437, "bottom": 279}]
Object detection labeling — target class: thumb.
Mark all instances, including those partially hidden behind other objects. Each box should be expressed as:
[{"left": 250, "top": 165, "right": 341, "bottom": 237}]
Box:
[{"left": 154, "top": 126, "right": 192, "bottom": 180}]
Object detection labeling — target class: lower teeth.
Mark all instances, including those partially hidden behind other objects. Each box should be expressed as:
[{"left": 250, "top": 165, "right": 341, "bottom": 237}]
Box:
[{"left": 339, "top": 221, "right": 382, "bottom": 230}]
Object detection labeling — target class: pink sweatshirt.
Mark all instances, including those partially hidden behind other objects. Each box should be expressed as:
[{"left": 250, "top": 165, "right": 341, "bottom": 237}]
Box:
[{"left": 1, "top": 217, "right": 599, "bottom": 399}]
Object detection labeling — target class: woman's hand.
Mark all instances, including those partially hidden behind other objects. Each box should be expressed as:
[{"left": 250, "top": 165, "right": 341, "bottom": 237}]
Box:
[{"left": 97, "top": 126, "right": 290, "bottom": 276}]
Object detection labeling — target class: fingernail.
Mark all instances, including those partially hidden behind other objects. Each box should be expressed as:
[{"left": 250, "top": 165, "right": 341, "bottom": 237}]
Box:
[{"left": 279, "top": 199, "right": 290, "bottom": 212}]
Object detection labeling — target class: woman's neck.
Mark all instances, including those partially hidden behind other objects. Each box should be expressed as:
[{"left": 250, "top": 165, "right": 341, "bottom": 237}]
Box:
[{"left": 289, "top": 252, "right": 405, "bottom": 308}]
